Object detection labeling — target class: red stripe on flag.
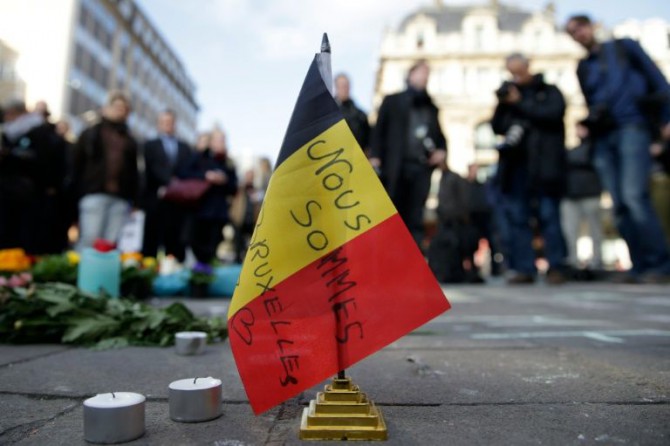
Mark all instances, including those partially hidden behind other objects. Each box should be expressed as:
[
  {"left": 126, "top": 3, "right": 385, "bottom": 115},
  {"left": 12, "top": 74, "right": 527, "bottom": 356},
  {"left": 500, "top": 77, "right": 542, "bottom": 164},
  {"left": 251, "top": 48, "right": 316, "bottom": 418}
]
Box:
[{"left": 229, "top": 214, "right": 450, "bottom": 413}]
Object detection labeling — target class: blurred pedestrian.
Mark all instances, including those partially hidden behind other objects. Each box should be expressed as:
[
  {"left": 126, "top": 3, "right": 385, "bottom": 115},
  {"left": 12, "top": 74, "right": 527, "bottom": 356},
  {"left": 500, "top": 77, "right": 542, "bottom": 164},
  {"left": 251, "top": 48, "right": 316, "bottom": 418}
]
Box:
[
  {"left": 428, "top": 162, "right": 480, "bottom": 283},
  {"left": 141, "top": 110, "right": 192, "bottom": 262},
  {"left": 485, "top": 165, "right": 513, "bottom": 275},
  {"left": 491, "top": 53, "right": 567, "bottom": 284},
  {"left": 195, "top": 132, "right": 210, "bottom": 153},
  {"left": 371, "top": 60, "right": 447, "bottom": 249},
  {"left": 256, "top": 156, "right": 272, "bottom": 201},
  {"left": 650, "top": 139, "right": 670, "bottom": 246},
  {"left": 0, "top": 100, "right": 68, "bottom": 253},
  {"left": 72, "top": 91, "right": 139, "bottom": 250},
  {"left": 334, "top": 73, "right": 371, "bottom": 153},
  {"left": 561, "top": 123, "right": 603, "bottom": 277},
  {"left": 230, "top": 168, "right": 261, "bottom": 263},
  {"left": 566, "top": 14, "right": 670, "bottom": 283},
  {"left": 181, "top": 129, "right": 238, "bottom": 264},
  {"left": 466, "top": 163, "right": 500, "bottom": 278}
]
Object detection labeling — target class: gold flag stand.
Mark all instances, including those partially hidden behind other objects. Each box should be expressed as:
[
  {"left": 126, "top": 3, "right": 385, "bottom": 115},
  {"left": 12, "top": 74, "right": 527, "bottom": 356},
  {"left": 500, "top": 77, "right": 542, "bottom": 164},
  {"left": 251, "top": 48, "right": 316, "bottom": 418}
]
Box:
[{"left": 299, "top": 376, "right": 388, "bottom": 441}]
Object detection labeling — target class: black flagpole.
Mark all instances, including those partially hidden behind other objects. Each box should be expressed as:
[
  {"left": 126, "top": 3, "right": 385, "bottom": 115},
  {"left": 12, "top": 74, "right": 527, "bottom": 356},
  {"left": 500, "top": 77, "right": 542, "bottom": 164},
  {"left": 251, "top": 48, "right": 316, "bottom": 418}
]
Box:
[{"left": 319, "top": 33, "right": 344, "bottom": 381}]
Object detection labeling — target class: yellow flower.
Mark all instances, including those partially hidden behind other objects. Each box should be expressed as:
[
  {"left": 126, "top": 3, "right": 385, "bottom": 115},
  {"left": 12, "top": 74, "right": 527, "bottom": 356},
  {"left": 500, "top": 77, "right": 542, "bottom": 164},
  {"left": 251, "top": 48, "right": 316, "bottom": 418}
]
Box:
[
  {"left": 121, "top": 252, "right": 143, "bottom": 263},
  {"left": 142, "top": 257, "right": 157, "bottom": 269},
  {"left": 0, "top": 248, "right": 31, "bottom": 272},
  {"left": 66, "top": 251, "right": 80, "bottom": 265}
]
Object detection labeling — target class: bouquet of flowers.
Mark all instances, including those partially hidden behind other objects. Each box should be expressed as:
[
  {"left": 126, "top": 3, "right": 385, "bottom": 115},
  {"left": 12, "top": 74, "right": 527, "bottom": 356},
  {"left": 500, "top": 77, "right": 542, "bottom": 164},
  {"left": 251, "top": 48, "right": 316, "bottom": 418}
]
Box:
[
  {"left": 190, "top": 262, "right": 214, "bottom": 297},
  {"left": 0, "top": 249, "right": 33, "bottom": 289},
  {"left": 31, "top": 251, "right": 79, "bottom": 285},
  {"left": 120, "top": 253, "right": 158, "bottom": 299}
]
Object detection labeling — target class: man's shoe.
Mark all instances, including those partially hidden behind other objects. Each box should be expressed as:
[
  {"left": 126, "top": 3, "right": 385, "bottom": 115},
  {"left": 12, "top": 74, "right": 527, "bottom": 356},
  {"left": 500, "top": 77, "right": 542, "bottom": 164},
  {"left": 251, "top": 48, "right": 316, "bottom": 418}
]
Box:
[
  {"left": 640, "top": 273, "right": 670, "bottom": 284},
  {"left": 467, "top": 274, "right": 486, "bottom": 284},
  {"left": 507, "top": 273, "right": 535, "bottom": 284},
  {"left": 545, "top": 269, "right": 566, "bottom": 285},
  {"left": 609, "top": 272, "right": 641, "bottom": 284}
]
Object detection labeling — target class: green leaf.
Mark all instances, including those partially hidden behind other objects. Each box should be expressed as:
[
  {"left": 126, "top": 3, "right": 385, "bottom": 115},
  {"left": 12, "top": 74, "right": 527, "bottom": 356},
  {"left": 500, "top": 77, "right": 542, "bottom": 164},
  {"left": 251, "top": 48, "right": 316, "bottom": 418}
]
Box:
[
  {"left": 2, "top": 282, "right": 227, "bottom": 348},
  {"left": 146, "top": 311, "right": 167, "bottom": 329},
  {"left": 46, "top": 301, "right": 76, "bottom": 317},
  {"left": 93, "top": 337, "right": 130, "bottom": 350},
  {"left": 34, "top": 283, "right": 78, "bottom": 305},
  {"left": 62, "top": 315, "right": 118, "bottom": 343}
]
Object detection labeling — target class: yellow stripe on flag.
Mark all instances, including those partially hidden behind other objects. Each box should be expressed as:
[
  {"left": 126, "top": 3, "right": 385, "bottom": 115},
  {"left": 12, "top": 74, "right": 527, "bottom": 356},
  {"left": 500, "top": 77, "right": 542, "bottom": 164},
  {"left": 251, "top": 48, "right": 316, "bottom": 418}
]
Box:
[{"left": 228, "top": 119, "right": 397, "bottom": 318}]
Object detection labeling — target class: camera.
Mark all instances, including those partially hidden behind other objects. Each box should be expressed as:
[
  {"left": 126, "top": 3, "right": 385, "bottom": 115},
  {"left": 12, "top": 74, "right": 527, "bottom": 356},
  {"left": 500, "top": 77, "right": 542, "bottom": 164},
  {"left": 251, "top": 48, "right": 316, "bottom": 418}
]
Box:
[
  {"left": 495, "top": 122, "right": 526, "bottom": 151},
  {"left": 580, "top": 104, "right": 616, "bottom": 135},
  {"left": 495, "top": 81, "right": 515, "bottom": 101},
  {"left": 414, "top": 124, "right": 436, "bottom": 161}
]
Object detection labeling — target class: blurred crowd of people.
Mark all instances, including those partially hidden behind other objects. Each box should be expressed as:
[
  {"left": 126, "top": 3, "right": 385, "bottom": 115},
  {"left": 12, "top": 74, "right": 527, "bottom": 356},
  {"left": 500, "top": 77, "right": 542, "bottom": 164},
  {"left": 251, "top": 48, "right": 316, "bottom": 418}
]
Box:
[
  {"left": 0, "top": 92, "right": 271, "bottom": 267},
  {"left": 368, "top": 14, "right": 670, "bottom": 285},
  {"left": 2, "top": 13, "right": 669, "bottom": 285}
]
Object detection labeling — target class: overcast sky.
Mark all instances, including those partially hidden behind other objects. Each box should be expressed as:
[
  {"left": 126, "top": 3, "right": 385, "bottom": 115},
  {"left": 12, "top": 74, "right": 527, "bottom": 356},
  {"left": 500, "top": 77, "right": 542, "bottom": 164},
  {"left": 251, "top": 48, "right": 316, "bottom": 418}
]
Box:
[{"left": 136, "top": 0, "right": 669, "bottom": 162}]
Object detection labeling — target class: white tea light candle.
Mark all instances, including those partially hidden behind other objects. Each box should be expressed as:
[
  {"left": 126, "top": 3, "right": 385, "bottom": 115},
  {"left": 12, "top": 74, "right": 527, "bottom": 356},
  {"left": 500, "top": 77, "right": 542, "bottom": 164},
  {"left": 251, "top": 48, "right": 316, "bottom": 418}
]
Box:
[
  {"left": 83, "top": 392, "right": 145, "bottom": 444},
  {"left": 174, "top": 331, "right": 207, "bottom": 355},
  {"left": 169, "top": 377, "right": 222, "bottom": 422}
]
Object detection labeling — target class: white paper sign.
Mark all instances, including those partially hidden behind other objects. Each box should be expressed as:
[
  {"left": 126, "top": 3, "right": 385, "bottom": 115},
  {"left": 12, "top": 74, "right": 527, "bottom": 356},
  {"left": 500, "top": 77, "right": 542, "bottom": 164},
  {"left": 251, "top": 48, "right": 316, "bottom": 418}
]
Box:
[{"left": 117, "top": 210, "right": 145, "bottom": 253}]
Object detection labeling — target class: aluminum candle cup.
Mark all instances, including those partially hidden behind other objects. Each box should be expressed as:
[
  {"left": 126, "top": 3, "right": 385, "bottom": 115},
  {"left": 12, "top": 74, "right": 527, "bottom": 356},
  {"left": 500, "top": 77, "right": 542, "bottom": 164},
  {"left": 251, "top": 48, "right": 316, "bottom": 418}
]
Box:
[
  {"left": 174, "top": 331, "right": 207, "bottom": 355},
  {"left": 169, "top": 377, "right": 222, "bottom": 422},
  {"left": 83, "top": 392, "right": 145, "bottom": 444}
]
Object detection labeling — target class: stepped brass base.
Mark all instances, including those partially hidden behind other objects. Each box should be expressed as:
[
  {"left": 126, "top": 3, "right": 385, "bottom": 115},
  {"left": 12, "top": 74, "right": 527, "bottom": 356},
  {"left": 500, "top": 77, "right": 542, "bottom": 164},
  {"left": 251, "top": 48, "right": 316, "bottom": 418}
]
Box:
[{"left": 299, "top": 376, "right": 387, "bottom": 441}]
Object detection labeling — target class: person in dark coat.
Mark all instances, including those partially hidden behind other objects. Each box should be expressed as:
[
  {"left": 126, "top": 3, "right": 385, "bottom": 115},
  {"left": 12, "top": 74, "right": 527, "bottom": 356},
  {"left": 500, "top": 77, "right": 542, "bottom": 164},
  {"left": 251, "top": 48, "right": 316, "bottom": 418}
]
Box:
[
  {"left": 334, "top": 73, "right": 371, "bottom": 153},
  {"left": 72, "top": 91, "right": 139, "bottom": 249},
  {"left": 429, "top": 164, "right": 481, "bottom": 283},
  {"left": 0, "top": 100, "right": 68, "bottom": 253},
  {"left": 371, "top": 60, "right": 447, "bottom": 249},
  {"left": 465, "top": 163, "right": 500, "bottom": 278},
  {"left": 491, "top": 53, "right": 567, "bottom": 284},
  {"left": 181, "top": 129, "right": 238, "bottom": 264},
  {"left": 141, "top": 110, "right": 192, "bottom": 261},
  {"left": 566, "top": 14, "right": 670, "bottom": 283}
]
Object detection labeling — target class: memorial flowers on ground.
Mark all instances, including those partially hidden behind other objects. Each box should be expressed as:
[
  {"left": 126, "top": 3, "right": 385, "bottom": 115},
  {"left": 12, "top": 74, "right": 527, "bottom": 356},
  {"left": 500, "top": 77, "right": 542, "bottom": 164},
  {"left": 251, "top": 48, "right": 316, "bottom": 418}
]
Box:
[
  {"left": 0, "top": 248, "right": 32, "bottom": 273},
  {"left": 31, "top": 252, "right": 78, "bottom": 284},
  {"left": 120, "top": 252, "right": 158, "bottom": 299},
  {"left": 0, "top": 248, "right": 34, "bottom": 289},
  {"left": 0, "top": 283, "right": 227, "bottom": 347},
  {"left": 189, "top": 261, "right": 215, "bottom": 297}
]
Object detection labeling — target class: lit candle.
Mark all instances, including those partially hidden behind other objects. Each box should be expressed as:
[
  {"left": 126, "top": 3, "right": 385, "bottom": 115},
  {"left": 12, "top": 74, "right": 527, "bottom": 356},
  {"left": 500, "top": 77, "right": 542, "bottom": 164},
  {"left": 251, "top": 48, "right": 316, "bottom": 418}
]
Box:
[
  {"left": 174, "top": 331, "right": 207, "bottom": 356},
  {"left": 169, "top": 377, "right": 222, "bottom": 423},
  {"left": 83, "top": 392, "right": 145, "bottom": 444}
]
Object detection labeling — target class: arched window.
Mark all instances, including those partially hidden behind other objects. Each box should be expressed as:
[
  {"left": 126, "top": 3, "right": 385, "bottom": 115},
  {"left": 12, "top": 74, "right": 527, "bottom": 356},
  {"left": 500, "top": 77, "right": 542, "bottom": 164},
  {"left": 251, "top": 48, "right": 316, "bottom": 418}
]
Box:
[{"left": 474, "top": 121, "right": 496, "bottom": 150}]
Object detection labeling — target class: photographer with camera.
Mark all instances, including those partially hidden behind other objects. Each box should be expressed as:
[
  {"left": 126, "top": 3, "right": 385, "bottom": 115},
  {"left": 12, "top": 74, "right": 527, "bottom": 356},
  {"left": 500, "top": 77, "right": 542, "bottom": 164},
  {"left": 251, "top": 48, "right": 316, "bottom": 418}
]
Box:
[
  {"left": 371, "top": 60, "right": 447, "bottom": 249},
  {"left": 566, "top": 14, "right": 670, "bottom": 283},
  {"left": 490, "top": 53, "right": 568, "bottom": 284}
]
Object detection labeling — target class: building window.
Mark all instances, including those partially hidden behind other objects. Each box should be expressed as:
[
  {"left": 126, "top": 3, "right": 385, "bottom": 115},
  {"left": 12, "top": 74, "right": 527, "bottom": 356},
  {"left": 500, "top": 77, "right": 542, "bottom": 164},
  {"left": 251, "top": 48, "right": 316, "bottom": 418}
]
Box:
[
  {"left": 416, "top": 31, "right": 424, "bottom": 49},
  {"left": 475, "top": 24, "right": 485, "bottom": 50},
  {"left": 69, "top": 86, "right": 97, "bottom": 116},
  {"left": 120, "top": 45, "right": 129, "bottom": 67},
  {"left": 78, "top": 5, "right": 89, "bottom": 28},
  {"left": 474, "top": 122, "right": 496, "bottom": 150},
  {"left": 74, "top": 43, "right": 85, "bottom": 71},
  {"left": 119, "top": 0, "right": 133, "bottom": 19}
]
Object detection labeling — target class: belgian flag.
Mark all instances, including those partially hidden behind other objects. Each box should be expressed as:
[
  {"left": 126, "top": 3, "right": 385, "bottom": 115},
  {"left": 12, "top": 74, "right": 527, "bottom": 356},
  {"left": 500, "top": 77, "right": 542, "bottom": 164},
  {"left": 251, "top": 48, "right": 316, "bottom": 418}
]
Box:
[{"left": 228, "top": 35, "right": 451, "bottom": 414}]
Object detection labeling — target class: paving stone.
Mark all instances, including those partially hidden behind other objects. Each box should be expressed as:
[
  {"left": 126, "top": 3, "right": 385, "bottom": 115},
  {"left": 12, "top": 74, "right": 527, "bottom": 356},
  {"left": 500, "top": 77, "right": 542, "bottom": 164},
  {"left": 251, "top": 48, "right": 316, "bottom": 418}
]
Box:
[{"left": 0, "top": 345, "right": 70, "bottom": 367}]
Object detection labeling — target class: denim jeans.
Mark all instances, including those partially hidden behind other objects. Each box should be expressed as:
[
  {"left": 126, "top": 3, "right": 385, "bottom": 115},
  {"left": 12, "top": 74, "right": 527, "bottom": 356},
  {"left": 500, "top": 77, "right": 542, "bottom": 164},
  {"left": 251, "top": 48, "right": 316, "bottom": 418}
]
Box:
[
  {"left": 504, "top": 170, "right": 566, "bottom": 275},
  {"left": 560, "top": 197, "right": 603, "bottom": 268},
  {"left": 78, "top": 193, "right": 130, "bottom": 250},
  {"left": 592, "top": 124, "right": 670, "bottom": 275}
]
